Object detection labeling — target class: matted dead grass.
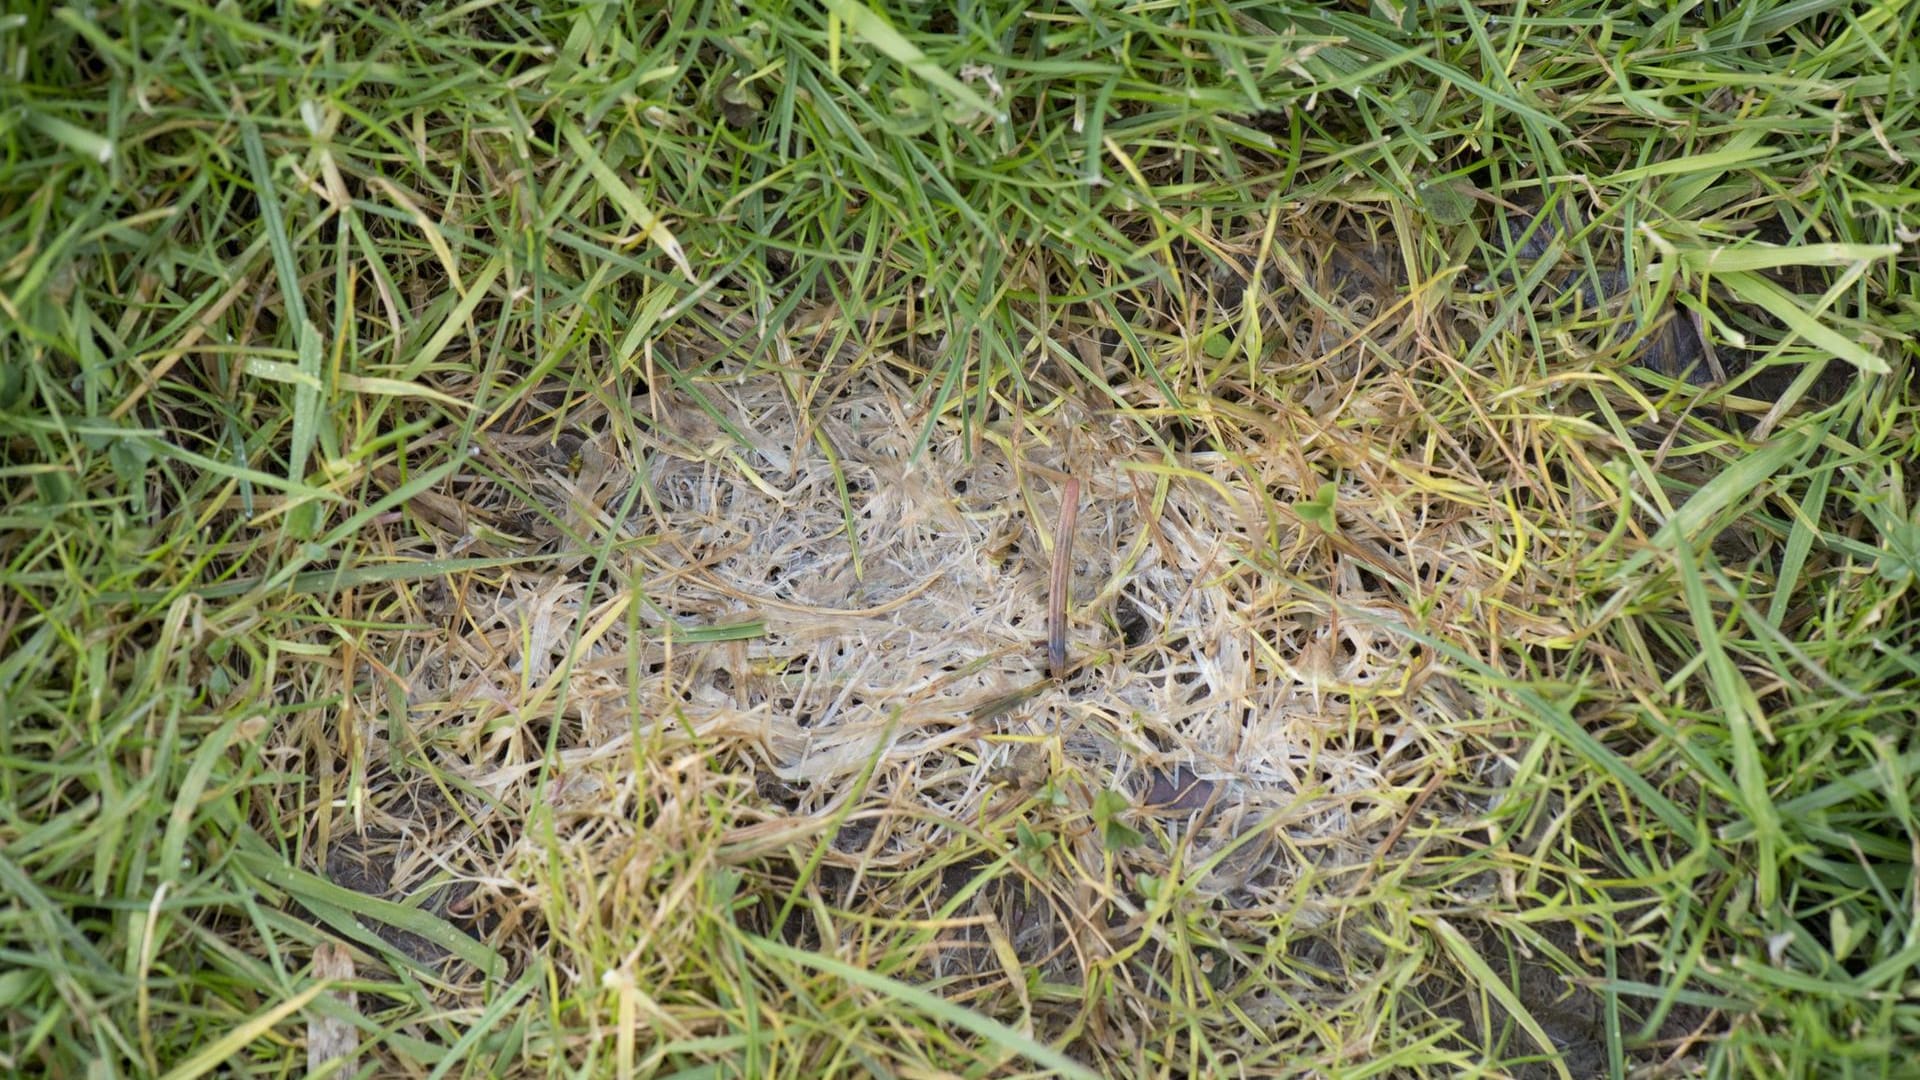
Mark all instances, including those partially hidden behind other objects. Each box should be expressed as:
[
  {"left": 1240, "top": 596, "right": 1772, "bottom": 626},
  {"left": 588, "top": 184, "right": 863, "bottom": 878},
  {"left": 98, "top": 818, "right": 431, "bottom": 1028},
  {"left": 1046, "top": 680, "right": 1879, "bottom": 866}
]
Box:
[{"left": 282, "top": 204, "right": 1727, "bottom": 1073}]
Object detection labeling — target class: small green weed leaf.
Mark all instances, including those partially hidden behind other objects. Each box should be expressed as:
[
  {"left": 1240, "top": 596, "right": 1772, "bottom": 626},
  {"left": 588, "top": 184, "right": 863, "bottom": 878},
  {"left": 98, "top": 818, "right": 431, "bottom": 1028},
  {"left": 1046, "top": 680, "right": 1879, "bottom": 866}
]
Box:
[
  {"left": 887, "top": 85, "right": 935, "bottom": 134},
  {"left": 720, "top": 75, "right": 764, "bottom": 111},
  {"left": 1014, "top": 821, "right": 1055, "bottom": 875},
  {"left": 1293, "top": 481, "right": 1339, "bottom": 532},
  {"left": 1876, "top": 517, "right": 1920, "bottom": 584},
  {"left": 1202, "top": 328, "right": 1234, "bottom": 359},
  {"left": 1092, "top": 789, "right": 1145, "bottom": 849},
  {"left": 33, "top": 470, "right": 72, "bottom": 506},
  {"left": 108, "top": 438, "right": 152, "bottom": 485},
  {"left": 709, "top": 867, "right": 743, "bottom": 910},
  {"left": 1138, "top": 873, "right": 1164, "bottom": 904},
  {"left": 0, "top": 969, "right": 38, "bottom": 1009},
  {"left": 1831, "top": 908, "right": 1865, "bottom": 963},
  {"left": 891, "top": 84, "right": 931, "bottom": 116},
  {"left": 1420, "top": 179, "right": 1477, "bottom": 226}
]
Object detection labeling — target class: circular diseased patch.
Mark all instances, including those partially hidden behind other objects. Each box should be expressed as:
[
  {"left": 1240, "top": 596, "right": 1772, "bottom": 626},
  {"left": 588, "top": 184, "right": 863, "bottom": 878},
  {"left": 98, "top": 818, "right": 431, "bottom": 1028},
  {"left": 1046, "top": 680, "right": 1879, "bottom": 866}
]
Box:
[{"left": 610, "top": 364, "right": 1453, "bottom": 888}]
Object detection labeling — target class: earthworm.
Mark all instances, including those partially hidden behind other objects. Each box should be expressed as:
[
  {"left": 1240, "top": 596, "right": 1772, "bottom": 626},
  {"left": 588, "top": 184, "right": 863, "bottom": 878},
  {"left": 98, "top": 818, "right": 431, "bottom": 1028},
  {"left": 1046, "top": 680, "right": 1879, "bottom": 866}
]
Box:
[{"left": 1048, "top": 476, "right": 1079, "bottom": 680}]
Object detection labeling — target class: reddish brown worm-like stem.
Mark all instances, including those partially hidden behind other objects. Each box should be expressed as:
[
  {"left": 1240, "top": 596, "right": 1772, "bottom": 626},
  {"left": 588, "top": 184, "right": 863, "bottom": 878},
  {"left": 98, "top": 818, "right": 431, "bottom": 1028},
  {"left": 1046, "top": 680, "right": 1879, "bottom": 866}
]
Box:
[{"left": 1048, "top": 477, "right": 1080, "bottom": 680}]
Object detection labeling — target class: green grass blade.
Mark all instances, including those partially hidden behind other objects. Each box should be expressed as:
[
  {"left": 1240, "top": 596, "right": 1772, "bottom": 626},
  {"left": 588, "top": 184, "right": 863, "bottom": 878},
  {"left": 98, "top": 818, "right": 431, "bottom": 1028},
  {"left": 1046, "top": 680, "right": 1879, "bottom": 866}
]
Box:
[
  {"left": 748, "top": 934, "right": 1102, "bottom": 1080},
  {"left": 155, "top": 982, "right": 330, "bottom": 1080}
]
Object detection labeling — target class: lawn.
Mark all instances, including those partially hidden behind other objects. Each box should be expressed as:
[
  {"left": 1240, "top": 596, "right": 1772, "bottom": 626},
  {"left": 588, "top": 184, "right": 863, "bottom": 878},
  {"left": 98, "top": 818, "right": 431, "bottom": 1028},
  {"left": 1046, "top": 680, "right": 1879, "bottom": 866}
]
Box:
[{"left": 2, "top": 1, "right": 1918, "bottom": 1076}]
